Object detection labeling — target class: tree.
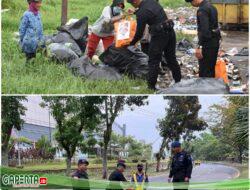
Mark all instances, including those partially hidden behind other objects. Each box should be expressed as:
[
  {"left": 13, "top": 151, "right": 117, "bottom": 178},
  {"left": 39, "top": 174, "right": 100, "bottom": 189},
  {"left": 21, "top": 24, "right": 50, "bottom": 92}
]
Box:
[
  {"left": 41, "top": 96, "right": 104, "bottom": 175},
  {"left": 182, "top": 133, "right": 233, "bottom": 161},
  {"left": 209, "top": 96, "right": 248, "bottom": 163},
  {"left": 1, "top": 96, "right": 27, "bottom": 166},
  {"left": 156, "top": 96, "right": 207, "bottom": 172},
  {"left": 36, "top": 135, "right": 56, "bottom": 160},
  {"left": 101, "top": 96, "right": 148, "bottom": 179}
]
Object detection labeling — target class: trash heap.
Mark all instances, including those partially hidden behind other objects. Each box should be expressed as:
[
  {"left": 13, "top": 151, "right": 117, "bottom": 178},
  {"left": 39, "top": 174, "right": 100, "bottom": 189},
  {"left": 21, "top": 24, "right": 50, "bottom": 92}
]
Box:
[
  {"left": 157, "top": 37, "right": 248, "bottom": 94},
  {"left": 165, "top": 7, "right": 198, "bottom": 34},
  {"left": 45, "top": 17, "right": 148, "bottom": 81}
]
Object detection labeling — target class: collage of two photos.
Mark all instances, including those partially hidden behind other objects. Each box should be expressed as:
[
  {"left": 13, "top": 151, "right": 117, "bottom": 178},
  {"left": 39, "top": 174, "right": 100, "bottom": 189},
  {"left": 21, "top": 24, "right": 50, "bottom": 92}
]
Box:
[{"left": 1, "top": 0, "right": 249, "bottom": 189}]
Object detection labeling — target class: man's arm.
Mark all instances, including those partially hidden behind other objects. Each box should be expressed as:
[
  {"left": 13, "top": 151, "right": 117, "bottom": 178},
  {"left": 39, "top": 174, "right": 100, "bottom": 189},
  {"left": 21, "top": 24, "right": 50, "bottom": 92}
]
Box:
[
  {"left": 130, "top": 12, "right": 147, "bottom": 46},
  {"left": 198, "top": 9, "right": 212, "bottom": 46},
  {"left": 169, "top": 159, "right": 174, "bottom": 178},
  {"left": 185, "top": 154, "right": 193, "bottom": 179}
]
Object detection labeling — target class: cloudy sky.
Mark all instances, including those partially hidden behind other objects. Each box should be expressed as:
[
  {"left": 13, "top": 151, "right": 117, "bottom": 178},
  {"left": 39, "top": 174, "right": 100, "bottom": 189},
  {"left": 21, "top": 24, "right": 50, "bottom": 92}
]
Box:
[{"left": 23, "top": 96, "right": 226, "bottom": 153}]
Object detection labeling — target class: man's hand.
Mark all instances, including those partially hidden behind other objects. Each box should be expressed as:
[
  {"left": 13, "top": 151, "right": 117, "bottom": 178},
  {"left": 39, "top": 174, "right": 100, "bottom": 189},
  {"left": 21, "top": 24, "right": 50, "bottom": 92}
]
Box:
[
  {"left": 168, "top": 178, "right": 172, "bottom": 183},
  {"left": 184, "top": 177, "right": 189, "bottom": 182},
  {"left": 195, "top": 48, "right": 203, "bottom": 60}
]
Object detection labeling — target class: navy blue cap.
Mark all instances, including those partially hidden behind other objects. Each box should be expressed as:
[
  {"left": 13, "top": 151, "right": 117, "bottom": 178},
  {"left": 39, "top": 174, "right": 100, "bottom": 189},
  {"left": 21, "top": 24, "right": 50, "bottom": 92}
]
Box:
[
  {"left": 78, "top": 159, "right": 89, "bottom": 165},
  {"left": 171, "top": 141, "right": 181, "bottom": 148}
]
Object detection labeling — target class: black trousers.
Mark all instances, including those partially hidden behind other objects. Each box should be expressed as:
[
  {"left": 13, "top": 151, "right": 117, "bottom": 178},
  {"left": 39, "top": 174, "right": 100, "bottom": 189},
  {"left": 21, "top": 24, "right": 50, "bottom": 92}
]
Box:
[
  {"left": 199, "top": 45, "right": 219, "bottom": 77},
  {"left": 25, "top": 53, "right": 36, "bottom": 62},
  {"left": 173, "top": 178, "right": 189, "bottom": 190},
  {"left": 148, "top": 30, "right": 181, "bottom": 89}
]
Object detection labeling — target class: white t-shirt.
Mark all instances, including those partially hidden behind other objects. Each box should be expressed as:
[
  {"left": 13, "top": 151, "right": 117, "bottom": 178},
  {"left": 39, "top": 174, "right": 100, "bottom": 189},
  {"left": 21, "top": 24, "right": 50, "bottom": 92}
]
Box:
[{"left": 91, "top": 6, "right": 117, "bottom": 37}]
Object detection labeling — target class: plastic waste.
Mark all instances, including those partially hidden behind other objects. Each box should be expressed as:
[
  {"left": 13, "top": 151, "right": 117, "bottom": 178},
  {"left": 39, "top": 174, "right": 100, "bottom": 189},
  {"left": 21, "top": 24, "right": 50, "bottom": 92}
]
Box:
[
  {"left": 157, "top": 78, "right": 229, "bottom": 94},
  {"left": 47, "top": 43, "right": 78, "bottom": 63},
  {"left": 67, "top": 56, "right": 122, "bottom": 80},
  {"left": 114, "top": 17, "right": 137, "bottom": 48},
  {"left": 51, "top": 32, "right": 83, "bottom": 56},
  {"left": 99, "top": 45, "right": 149, "bottom": 79},
  {"left": 215, "top": 59, "right": 229, "bottom": 84},
  {"left": 57, "top": 16, "right": 89, "bottom": 53},
  {"left": 177, "top": 38, "right": 194, "bottom": 51}
]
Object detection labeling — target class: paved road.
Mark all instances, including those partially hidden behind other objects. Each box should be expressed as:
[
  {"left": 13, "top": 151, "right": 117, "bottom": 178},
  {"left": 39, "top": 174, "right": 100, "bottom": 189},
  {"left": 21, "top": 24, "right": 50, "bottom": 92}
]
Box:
[{"left": 150, "top": 163, "right": 239, "bottom": 183}]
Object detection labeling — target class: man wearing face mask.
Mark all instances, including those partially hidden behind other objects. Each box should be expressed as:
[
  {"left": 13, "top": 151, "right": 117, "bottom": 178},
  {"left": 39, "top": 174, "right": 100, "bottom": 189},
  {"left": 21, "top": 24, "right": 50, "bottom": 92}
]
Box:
[
  {"left": 127, "top": 0, "right": 182, "bottom": 91},
  {"left": 87, "top": 0, "right": 126, "bottom": 59},
  {"left": 168, "top": 142, "right": 193, "bottom": 190}
]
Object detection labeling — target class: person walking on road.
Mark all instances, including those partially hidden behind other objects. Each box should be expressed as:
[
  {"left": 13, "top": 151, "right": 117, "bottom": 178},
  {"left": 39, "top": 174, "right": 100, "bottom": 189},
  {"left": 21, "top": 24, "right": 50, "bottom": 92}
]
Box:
[
  {"left": 168, "top": 141, "right": 193, "bottom": 190},
  {"left": 127, "top": 0, "right": 182, "bottom": 91},
  {"left": 185, "top": 0, "right": 221, "bottom": 78}
]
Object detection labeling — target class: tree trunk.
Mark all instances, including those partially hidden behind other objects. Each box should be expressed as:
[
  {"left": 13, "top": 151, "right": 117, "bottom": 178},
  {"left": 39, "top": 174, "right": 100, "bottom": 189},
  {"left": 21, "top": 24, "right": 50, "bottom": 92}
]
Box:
[
  {"left": 66, "top": 157, "right": 72, "bottom": 176},
  {"left": 61, "top": 0, "right": 68, "bottom": 25},
  {"left": 2, "top": 150, "right": 9, "bottom": 166},
  {"left": 102, "top": 144, "right": 108, "bottom": 179},
  {"left": 238, "top": 147, "right": 243, "bottom": 164},
  {"left": 156, "top": 157, "right": 161, "bottom": 172},
  {"left": 156, "top": 137, "right": 167, "bottom": 172}
]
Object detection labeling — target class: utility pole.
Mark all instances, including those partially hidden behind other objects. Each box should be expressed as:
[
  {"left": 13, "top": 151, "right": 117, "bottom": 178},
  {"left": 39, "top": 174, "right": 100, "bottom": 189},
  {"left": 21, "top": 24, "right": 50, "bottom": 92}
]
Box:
[{"left": 61, "top": 0, "right": 68, "bottom": 26}]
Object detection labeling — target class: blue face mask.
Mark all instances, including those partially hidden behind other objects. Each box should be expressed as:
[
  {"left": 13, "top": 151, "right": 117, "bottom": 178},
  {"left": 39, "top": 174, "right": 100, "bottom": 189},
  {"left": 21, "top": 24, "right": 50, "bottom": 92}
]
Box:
[{"left": 113, "top": 6, "right": 122, "bottom": 16}]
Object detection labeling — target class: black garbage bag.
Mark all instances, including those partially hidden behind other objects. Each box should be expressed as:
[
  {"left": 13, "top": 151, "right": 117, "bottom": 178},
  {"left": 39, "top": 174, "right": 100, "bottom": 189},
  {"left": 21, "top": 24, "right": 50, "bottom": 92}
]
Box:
[
  {"left": 177, "top": 38, "right": 194, "bottom": 52},
  {"left": 47, "top": 43, "right": 79, "bottom": 63},
  {"left": 157, "top": 78, "right": 229, "bottom": 94},
  {"left": 51, "top": 32, "right": 82, "bottom": 56},
  {"left": 99, "top": 45, "right": 149, "bottom": 79},
  {"left": 235, "top": 47, "right": 249, "bottom": 56},
  {"left": 58, "top": 17, "right": 88, "bottom": 53},
  {"left": 68, "top": 56, "right": 122, "bottom": 80}
]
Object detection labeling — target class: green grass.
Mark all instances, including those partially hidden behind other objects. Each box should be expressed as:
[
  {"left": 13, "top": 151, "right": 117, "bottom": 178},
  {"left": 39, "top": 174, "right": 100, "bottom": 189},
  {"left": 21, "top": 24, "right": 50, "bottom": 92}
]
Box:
[{"left": 2, "top": 0, "right": 186, "bottom": 94}]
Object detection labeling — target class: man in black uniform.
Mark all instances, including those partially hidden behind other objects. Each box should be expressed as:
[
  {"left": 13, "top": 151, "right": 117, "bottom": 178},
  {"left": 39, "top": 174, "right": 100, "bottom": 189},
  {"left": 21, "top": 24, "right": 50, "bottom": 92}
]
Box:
[
  {"left": 107, "top": 160, "right": 127, "bottom": 190},
  {"left": 185, "top": 0, "right": 221, "bottom": 78},
  {"left": 168, "top": 141, "right": 193, "bottom": 190},
  {"left": 72, "top": 159, "right": 90, "bottom": 190},
  {"left": 127, "top": 0, "right": 182, "bottom": 91}
]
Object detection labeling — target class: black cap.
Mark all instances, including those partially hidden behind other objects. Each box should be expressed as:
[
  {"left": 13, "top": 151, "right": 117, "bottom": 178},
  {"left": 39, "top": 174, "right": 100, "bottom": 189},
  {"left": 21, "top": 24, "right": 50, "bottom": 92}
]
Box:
[
  {"left": 78, "top": 159, "right": 89, "bottom": 165},
  {"left": 117, "top": 159, "right": 126, "bottom": 168},
  {"left": 137, "top": 164, "right": 143, "bottom": 168},
  {"left": 185, "top": 0, "right": 193, "bottom": 2}
]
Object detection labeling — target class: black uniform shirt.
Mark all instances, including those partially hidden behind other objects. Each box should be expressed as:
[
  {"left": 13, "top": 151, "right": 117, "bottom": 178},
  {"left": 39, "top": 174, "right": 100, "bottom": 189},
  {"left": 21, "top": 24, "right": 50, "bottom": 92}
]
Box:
[
  {"left": 197, "top": 0, "right": 219, "bottom": 47},
  {"left": 130, "top": 0, "right": 167, "bottom": 45},
  {"left": 108, "top": 170, "right": 127, "bottom": 182},
  {"left": 72, "top": 170, "right": 89, "bottom": 179},
  {"left": 169, "top": 151, "right": 193, "bottom": 179}
]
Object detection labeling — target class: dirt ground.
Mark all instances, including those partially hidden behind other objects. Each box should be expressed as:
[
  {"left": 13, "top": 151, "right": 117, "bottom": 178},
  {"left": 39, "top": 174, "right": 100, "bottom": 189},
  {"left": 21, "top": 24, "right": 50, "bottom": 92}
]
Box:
[{"left": 221, "top": 31, "right": 249, "bottom": 84}]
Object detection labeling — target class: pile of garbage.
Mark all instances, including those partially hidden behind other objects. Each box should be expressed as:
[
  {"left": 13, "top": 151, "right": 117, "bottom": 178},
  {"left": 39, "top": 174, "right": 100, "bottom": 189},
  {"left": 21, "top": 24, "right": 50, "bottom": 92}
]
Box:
[
  {"left": 157, "top": 37, "right": 248, "bottom": 94},
  {"left": 45, "top": 17, "right": 149, "bottom": 81},
  {"left": 165, "top": 7, "right": 198, "bottom": 34}
]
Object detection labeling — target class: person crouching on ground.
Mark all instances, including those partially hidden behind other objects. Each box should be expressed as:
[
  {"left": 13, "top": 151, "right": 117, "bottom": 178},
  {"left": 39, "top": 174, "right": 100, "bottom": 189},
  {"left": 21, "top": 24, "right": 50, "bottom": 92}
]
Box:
[
  {"left": 87, "top": 0, "right": 126, "bottom": 60},
  {"left": 19, "top": 0, "right": 45, "bottom": 63}
]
